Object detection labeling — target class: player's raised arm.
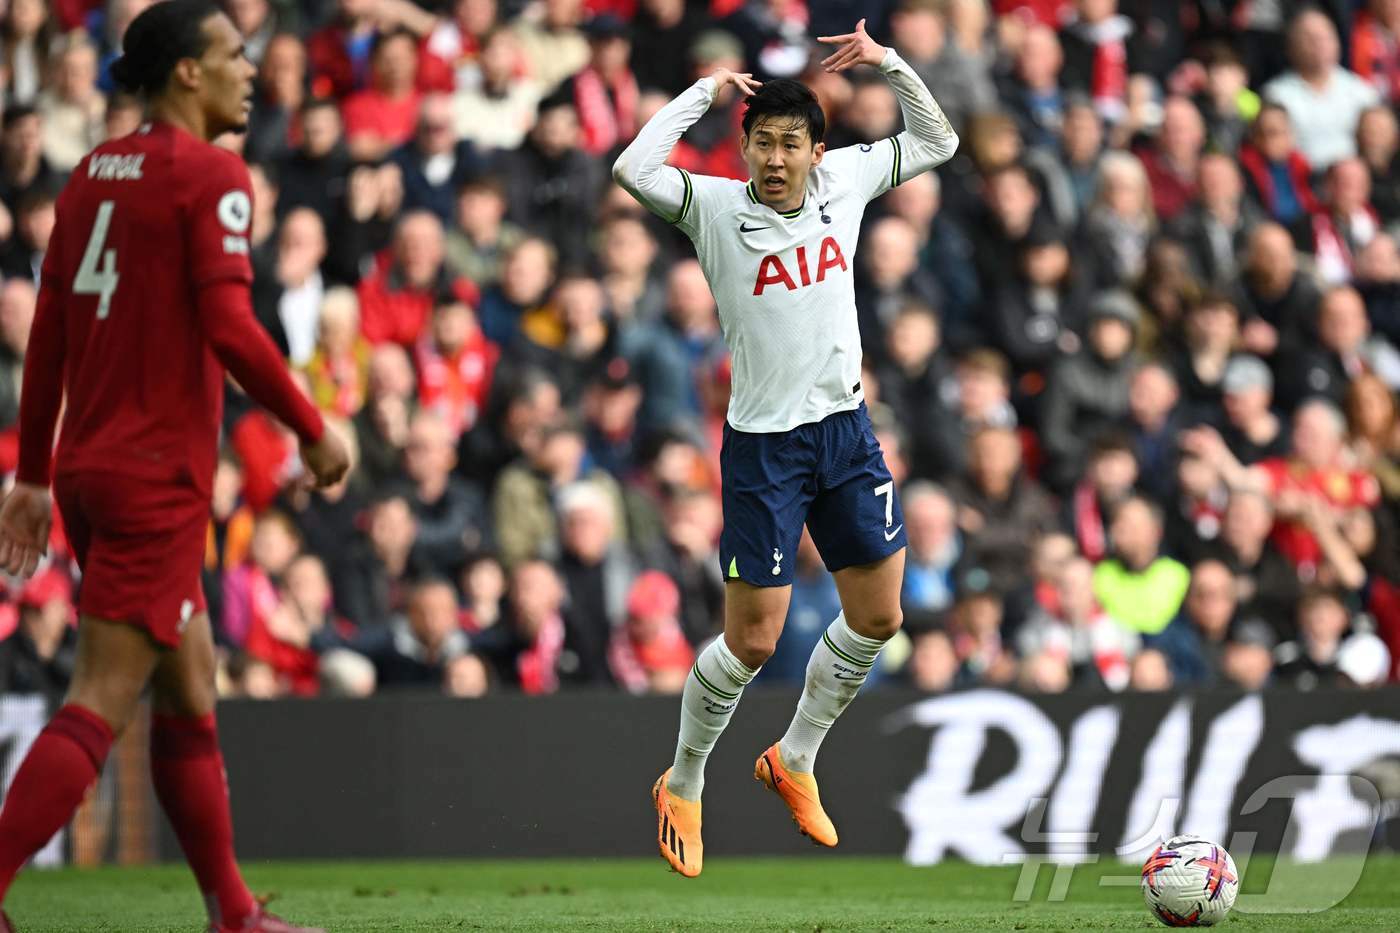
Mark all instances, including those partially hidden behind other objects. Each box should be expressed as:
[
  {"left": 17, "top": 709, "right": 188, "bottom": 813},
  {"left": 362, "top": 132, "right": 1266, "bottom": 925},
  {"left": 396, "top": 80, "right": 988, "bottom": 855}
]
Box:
[
  {"left": 612, "top": 68, "right": 761, "bottom": 221},
  {"left": 819, "top": 19, "right": 959, "bottom": 179}
]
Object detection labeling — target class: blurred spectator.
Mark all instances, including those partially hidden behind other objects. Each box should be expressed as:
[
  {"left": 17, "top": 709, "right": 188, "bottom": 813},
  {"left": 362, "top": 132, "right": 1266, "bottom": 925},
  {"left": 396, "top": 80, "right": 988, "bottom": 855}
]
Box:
[
  {"left": 0, "top": 106, "right": 55, "bottom": 219},
  {"left": 1357, "top": 105, "right": 1400, "bottom": 223},
  {"left": 923, "top": 348, "right": 1017, "bottom": 480},
  {"left": 1017, "top": 555, "right": 1138, "bottom": 690},
  {"left": 255, "top": 207, "right": 328, "bottom": 366},
  {"left": 1040, "top": 289, "right": 1140, "bottom": 491},
  {"left": 1161, "top": 444, "right": 1228, "bottom": 561},
  {"left": 339, "top": 494, "right": 421, "bottom": 628},
  {"left": 246, "top": 32, "right": 306, "bottom": 164},
  {"left": 512, "top": 0, "right": 588, "bottom": 94},
  {"left": 1170, "top": 292, "right": 1237, "bottom": 419},
  {"left": 988, "top": 220, "right": 1088, "bottom": 386},
  {"left": 0, "top": 276, "right": 34, "bottom": 438},
  {"left": 1196, "top": 42, "right": 1256, "bottom": 155},
  {"left": 488, "top": 559, "right": 570, "bottom": 694},
  {"left": 2, "top": 0, "right": 52, "bottom": 107},
  {"left": 357, "top": 209, "right": 476, "bottom": 347},
  {"left": 324, "top": 577, "right": 472, "bottom": 688},
  {"left": 395, "top": 409, "right": 488, "bottom": 576},
  {"left": 500, "top": 93, "right": 602, "bottom": 267},
  {"left": 999, "top": 23, "right": 1065, "bottom": 148},
  {"left": 304, "top": 287, "right": 372, "bottom": 418},
  {"left": 1092, "top": 495, "right": 1191, "bottom": 635},
  {"left": 514, "top": 274, "right": 615, "bottom": 404},
  {"left": 582, "top": 356, "right": 643, "bottom": 478},
  {"left": 855, "top": 216, "right": 943, "bottom": 360},
  {"left": 0, "top": 569, "right": 75, "bottom": 703},
  {"left": 1059, "top": 0, "right": 1134, "bottom": 123},
  {"left": 907, "top": 623, "right": 962, "bottom": 692},
  {"left": 460, "top": 553, "right": 506, "bottom": 633},
  {"left": 1233, "top": 221, "right": 1320, "bottom": 362},
  {"left": 1221, "top": 616, "right": 1277, "bottom": 689},
  {"left": 452, "top": 28, "right": 542, "bottom": 152},
  {"left": 901, "top": 481, "right": 961, "bottom": 614},
  {"left": 596, "top": 212, "right": 664, "bottom": 334},
  {"left": 1127, "top": 361, "right": 1183, "bottom": 501},
  {"left": 36, "top": 32, "right": 103, "bottom": 172},
  {"left": 608, "top": 570, "right": 693, "bottom": 694},
  {"left": 631, "top": 259, "right": 722, "bottom": 433},
  {"left": 1146, "top": 558, "right": 1238, "bottom": 685},
  {"left": 415, "top": 296, "right": 497, "bottom": 438},
  {"left": 554, "top": 478, "right": 640, "bottom": 685},
  {"left": 1237, "top": 103, "right": 1318, "bottom": 234},
  {"left": 1312, "top": 158, "right": 1381, "bottom": 284},
  {"left": 1047, "top": 98, "right": 1107, "bottom": 224},
  {"left": 573, "top": 14, "right": 637, "bottom": 157},
  {"left": 458, "top": 365, "right": 560, "bottom": 488},
  {"left": 1065, "top": 433, "right": 1138, "bottom": 562},
  {"left": 353, "top": 343, "right": 415, "bottom": 488},
  {"left": 1134, "top": 96, "right": 1204, "bottom": 222},
  {"left": 1218, "top": 354, "right": 1288, "bottom": 464},
  {"left": 1209, "top": 490, "right": 1301, "bottom": 639},
  {"left": 947, "top": 424, "right": 1058, "bottom": 596},
  {"left": 492, "top": 419, "right": 623, "bottom": 566},
  {"left": 1264, "top": 9, "right": 1379, "bottom": 170},
  {"left": 875, "top": 302, "right": 958, "bottom": 481},
  {"left": 244, "top": 555, "right": 338, "bottom": 696},
  {"left": 650, "top": 487, "right": 724, "bottom": 646},
  {"left": 1082, "top": 151, "right": 1155, "bottom": 287},
  {"left": 629, "top": 0, "right": 707, "bottom": 96},
  {"left": 1347, "top": 373, "right": 1400, "bottom": 499},
  {"left": 970, "top": 163, "right": 1042, "bottom": 293},
  {"left": 1275, "top": 587, "right": 1387, "bottom": 688},
  {"left": 476, "top": 235, "right": 554, "bottom": 346},
  {"left": 1357, "top": 232, "right": 1400, "bottom": 347},
  {"left": 948, "top": 566, "right": 1017, "bottom": 685},
  {"left": 445, "top": 176, "right": 526, "bottom": 288},
  {"left": 443, "top": 652, "right": 492, "bottom": 697},
  {"left": 394, "top": 93, "right": 481, "bottom": 222},
  {"left": 222, "top": 510, "right": 303, "bottom": 647},
  {"left": 1283, "top": 285, "right": 1400, "bottom": 410},
  {"left": 883, "top": 172, "right": 980, "bottom": 341},
  {"left": 306, "top": 0, "right": 387, "bottom": 100},
  {"left": 277, "top": 98, "right": 351, "bottom": 230},
  {"left": 1170, "top": 152, "right": 1262, "bottom": 288},
  {"left": 342, "top": 28, "right": 424, "bottom": 161}
]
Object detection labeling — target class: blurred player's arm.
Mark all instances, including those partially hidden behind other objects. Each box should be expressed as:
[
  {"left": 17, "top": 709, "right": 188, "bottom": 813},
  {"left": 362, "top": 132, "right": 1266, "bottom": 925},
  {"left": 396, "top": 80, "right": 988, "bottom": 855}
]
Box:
[{"left": 612, "top": 69, "right": 759, "bottom": 222}]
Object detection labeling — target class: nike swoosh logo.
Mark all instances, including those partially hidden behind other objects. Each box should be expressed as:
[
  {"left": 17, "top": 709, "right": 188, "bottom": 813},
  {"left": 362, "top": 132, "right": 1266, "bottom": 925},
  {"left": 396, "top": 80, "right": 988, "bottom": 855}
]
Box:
[
  {"left": 884, "top": 524, "right": 903, "bottom": 542},
  {"left": 739, "top": 222, "right": 771, "bottom": 232}
]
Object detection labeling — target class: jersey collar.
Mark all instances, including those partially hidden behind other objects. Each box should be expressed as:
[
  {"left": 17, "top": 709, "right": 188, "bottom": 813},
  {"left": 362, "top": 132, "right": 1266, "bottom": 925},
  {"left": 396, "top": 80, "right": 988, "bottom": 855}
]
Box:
[{"left": 745, "top": 180, "right": 805, "bottom": 219}]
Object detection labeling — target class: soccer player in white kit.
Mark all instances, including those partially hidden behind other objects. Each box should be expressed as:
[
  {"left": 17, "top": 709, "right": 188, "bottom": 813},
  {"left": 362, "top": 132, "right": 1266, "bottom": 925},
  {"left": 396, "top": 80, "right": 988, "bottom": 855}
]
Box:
[{"left": 613, "top": 19, "right": 958, "bottom": 876}]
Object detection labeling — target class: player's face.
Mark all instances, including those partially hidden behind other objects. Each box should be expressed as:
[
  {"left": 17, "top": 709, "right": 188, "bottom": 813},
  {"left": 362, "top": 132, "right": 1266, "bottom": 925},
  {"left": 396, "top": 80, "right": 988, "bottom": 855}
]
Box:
[
  {"left": 196, "top": 13, "right": 257, "bottom": 137},
  {"left": 741, "top": 117, "right": 825, "bottom": 212}
]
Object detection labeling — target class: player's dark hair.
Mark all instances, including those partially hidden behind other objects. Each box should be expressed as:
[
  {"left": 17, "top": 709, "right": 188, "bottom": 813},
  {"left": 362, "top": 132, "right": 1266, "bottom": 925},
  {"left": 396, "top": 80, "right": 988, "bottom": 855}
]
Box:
[
  {"left": 742, "top": 78, "right": 825, "bottom": 145},
  {"left": 110, "top": 0, "right": 224, "bottom": 97}
]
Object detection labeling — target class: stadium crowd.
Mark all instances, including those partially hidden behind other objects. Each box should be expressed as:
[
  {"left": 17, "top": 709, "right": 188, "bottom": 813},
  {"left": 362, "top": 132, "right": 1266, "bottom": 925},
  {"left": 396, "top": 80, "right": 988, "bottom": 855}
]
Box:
[{"left": 0, "top": 0, "right": 1399, "bottom": 700}]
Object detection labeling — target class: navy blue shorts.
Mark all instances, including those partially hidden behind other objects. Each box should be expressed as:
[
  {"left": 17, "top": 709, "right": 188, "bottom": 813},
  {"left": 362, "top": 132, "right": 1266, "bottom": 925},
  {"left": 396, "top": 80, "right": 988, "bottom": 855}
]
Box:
[{"left": 719, "top": 402, "right": 907, "bottom": 587}]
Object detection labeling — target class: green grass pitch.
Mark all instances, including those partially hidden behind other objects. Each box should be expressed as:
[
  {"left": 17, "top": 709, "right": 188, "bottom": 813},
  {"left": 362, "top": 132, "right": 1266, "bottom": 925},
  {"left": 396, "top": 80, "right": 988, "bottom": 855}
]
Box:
[{"left": 7, "top": 854, "right": 1400, "bottom": 931}]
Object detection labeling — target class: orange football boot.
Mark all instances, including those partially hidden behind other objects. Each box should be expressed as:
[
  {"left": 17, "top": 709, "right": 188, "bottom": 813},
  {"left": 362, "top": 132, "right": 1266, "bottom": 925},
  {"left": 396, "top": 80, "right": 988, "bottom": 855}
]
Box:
[
  {"left": 754, "top": 743, "right": 838, "bottom": 847},
  {"left": 653, "top": 768, "right": 703, "bottom": 877}
]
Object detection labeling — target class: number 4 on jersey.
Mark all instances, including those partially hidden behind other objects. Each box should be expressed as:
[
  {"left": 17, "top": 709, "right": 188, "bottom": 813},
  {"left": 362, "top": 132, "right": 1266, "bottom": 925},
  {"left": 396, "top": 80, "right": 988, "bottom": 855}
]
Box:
[{"left": 75, "top": 200, "right": 119, "bottom": 319}]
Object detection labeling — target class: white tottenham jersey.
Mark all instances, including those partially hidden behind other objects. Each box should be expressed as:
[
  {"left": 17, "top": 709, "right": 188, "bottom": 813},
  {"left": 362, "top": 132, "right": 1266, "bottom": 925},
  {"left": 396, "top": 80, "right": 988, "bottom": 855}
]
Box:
[{"left": 613, "top": 49, "right": 959, "bottom": 433}]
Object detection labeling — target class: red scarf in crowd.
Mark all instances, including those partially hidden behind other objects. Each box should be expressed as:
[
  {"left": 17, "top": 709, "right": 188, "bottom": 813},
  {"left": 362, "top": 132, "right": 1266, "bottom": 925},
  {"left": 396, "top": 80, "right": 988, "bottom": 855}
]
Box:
[
  {"left": 574, "top": 66, "right": 638, "bottom": 157},
  {"left": 517, "top": 613, "right": 566, "bottom": 695}
]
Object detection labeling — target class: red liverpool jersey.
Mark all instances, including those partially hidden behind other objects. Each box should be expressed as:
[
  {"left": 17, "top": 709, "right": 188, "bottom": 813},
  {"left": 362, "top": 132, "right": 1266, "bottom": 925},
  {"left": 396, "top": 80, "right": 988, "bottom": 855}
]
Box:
[{"left": 23, "top": 121, "right": 320, "bottom": 497}]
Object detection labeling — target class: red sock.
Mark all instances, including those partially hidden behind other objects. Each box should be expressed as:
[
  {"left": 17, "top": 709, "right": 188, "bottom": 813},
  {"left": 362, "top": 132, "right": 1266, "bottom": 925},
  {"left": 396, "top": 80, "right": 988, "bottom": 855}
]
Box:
[
  {"left": 0, "top": 704, "right": 113, "bottom": 904},
  {"left": 150, "top": 713, "right": 255, "bottom": 928}
]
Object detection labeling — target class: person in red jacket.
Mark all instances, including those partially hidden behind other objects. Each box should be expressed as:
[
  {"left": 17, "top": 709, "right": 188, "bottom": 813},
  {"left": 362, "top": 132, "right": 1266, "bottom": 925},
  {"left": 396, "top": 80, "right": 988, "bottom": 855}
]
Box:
[
  {"left": 357, "top": 208, "right": 478, "bottom": 346},
  {"left": 0, "top": 4, "right": 348, "bottom": 931}
]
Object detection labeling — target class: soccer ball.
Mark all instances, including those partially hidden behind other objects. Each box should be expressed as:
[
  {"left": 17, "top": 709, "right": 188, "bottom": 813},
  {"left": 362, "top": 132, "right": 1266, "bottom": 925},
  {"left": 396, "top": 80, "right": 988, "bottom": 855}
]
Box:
[{"left": 1141, "top": 834, "right": 1239, "bottom": 927}]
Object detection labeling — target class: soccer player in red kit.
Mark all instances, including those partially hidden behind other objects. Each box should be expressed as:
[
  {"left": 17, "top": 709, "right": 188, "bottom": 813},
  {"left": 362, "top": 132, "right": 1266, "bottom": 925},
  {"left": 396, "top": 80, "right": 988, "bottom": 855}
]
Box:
[{"left": 0, "top": 3, "right": 349, "bottom": 931}]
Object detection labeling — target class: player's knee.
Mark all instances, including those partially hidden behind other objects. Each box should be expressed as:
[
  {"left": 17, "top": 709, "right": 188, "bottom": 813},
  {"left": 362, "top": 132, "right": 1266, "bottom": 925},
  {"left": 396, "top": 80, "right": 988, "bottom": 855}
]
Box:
[
  {"left": 730, "top": 630, "right": 779, "bottom": 669},
  {"left": 849, "top": 607, "right": 904, "bottom": 642}
]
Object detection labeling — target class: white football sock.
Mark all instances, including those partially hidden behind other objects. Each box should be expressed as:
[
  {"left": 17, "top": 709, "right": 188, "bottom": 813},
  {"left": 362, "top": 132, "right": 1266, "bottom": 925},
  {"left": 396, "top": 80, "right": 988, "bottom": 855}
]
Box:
[
  {"left": 668, "top": 637, "right": 759, "bottom": 801},
  {"left": 779, "top": 613, "right": 887, "bottom": 774}
]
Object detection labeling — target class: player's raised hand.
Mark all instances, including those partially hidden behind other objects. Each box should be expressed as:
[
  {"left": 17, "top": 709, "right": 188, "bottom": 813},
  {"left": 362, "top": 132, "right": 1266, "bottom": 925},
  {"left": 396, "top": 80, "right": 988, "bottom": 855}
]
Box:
[
  {"left": 711, "top": 68, "right": 762, "bottom": 97},
  {"left": 299, "top": 428, "right": 352, "bottom": 490},
  {"left": 0, "top": 482, "right": 51, "bottom": 579},
  {"left": 817, "top": 19, "right": 887, "bottom": 73}
]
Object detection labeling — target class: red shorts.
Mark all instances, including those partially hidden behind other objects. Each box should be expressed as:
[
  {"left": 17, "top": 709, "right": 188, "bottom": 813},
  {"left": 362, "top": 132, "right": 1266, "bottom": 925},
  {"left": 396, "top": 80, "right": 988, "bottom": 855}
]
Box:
[{"left": 54, "top": 471, "right": 209, "bottom": 649}]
